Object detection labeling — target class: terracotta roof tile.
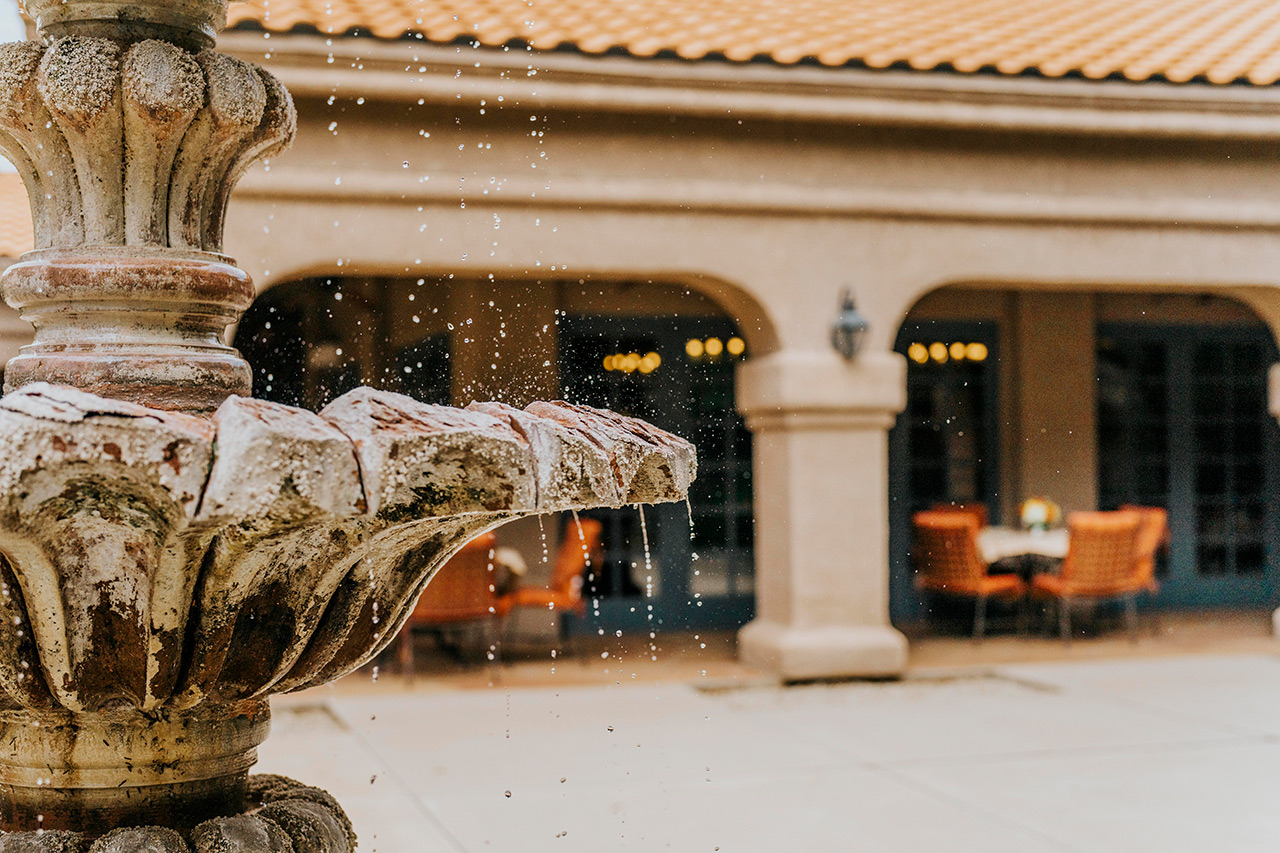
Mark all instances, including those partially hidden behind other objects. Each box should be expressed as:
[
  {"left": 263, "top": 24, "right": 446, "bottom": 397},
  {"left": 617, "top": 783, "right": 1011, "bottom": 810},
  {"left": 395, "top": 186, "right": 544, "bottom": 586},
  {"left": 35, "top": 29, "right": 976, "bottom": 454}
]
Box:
[
  {"left": 0, "top": 173, "right": 32, "bottom": 260},
  {"left": 228, "top": 0, "right": 1280, "bottom": 84}
]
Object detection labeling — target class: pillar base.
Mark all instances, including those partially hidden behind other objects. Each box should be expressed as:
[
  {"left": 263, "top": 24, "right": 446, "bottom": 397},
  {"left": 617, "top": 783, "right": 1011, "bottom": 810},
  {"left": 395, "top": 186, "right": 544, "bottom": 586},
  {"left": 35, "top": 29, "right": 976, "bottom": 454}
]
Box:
[{"left": 739, "top": 619, "right": 908, "bottom": 681}]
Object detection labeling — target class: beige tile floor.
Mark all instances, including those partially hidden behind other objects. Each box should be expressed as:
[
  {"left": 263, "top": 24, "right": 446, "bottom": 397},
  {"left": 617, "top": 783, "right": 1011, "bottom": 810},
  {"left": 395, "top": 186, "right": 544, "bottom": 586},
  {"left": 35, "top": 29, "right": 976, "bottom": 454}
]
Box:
[{"left": 261, "top": 610, "right": 1280, "bottom": 852}]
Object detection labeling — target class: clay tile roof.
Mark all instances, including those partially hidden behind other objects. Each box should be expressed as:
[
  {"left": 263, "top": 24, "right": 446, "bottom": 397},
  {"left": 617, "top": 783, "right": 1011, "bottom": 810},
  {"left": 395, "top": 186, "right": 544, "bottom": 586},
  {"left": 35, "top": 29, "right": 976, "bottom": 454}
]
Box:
[
  {"left": 228, "top": 0, "right": 1280, "bottom": 85},
  {"left": 0, "top": 173, "right": 32, "bottom": 260}
]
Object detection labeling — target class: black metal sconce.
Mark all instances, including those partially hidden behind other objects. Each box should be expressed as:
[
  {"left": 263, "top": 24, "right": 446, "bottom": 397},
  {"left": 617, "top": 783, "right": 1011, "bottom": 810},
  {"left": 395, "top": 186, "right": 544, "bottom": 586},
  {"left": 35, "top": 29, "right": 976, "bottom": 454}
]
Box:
[{"left": 830, "top": 289, "right": 869, "bottom": 360}]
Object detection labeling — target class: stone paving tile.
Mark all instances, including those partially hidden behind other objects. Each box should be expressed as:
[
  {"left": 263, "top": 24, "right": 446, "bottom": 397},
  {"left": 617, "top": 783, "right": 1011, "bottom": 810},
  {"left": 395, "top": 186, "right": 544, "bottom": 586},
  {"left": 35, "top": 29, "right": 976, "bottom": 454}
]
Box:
[
  {"left": 999, "top": 653, "right": 1280, "bottom": 737},
  {"left": 325, "top": 684, "right": 845, "bottom": 793},
  {"left": 891, "top": 739, "right": 1280, "bottom": 853},
  {"left": 708, "top": 674, "right": 1238, "bottom": 764},
  {"left": 263, "top": 653, "right": 1280, "bottom": 852},
  {"left": 258, "top": 703, "right": 465, "bottom": 853},
  {"left": 421, "top": 766, "right": 1066, "bottom": 853}
]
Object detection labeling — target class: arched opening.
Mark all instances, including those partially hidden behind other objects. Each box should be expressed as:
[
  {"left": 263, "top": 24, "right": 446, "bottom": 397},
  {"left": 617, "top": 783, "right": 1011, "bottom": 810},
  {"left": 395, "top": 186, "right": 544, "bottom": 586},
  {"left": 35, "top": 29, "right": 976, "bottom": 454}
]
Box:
[
  {"left": 237, "top": 273, "right": 759, "bottom": 636},
  {"left": 889, "top": 284, "right": 1280, "bottom": 633}
]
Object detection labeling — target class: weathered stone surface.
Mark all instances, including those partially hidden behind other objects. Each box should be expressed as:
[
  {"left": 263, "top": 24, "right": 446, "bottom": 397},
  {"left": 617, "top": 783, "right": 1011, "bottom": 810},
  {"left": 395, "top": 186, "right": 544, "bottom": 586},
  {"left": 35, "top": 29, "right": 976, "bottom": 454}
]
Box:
[
  {"left": 468, "top": 400, "right": 623, "bottom": 510},
  {"left": 0, "top": 384, "right": 213, "bottom": 711},
  {"left": 23, "top": 0, "right": 231, "bottom": 49},
  {"left": 525, "top": 401, "right": 697, "bottom": 503},
  {"left": 88, "top": 827, "right": 189, "bottom": 853},
  {"left": 254, "top": 803, "right": 348, "bottom": 853},
  {"left": 200, "top": 396, "right": 364, "bottom": 522},
  {"left": 0, "top": 384, "right": 695, "bottom": 713},
  {"left": 0, "top": 37, "right": 293, "bottom": 253},
  {"left": 321, "top": 387, "right": 537, "bottom": 518},
  {"left": 0, "top": 831, "right": 87, "bottom": 852},
  {"left": 191, "top": 814, "right": 294, "bottom": 853},
  {"left": 247, "top": 777, "right": 353, "bottom": 852},
  {"left": 0, "top": 31, "right": 295, "bottom": 412}
]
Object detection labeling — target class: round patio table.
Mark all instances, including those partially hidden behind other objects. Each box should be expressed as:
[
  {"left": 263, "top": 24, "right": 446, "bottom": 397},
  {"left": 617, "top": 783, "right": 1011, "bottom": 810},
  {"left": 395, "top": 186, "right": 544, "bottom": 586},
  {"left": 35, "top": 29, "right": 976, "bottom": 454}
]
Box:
[{"left": 978, "top": 526, "right": 1068, "bottom": 564}]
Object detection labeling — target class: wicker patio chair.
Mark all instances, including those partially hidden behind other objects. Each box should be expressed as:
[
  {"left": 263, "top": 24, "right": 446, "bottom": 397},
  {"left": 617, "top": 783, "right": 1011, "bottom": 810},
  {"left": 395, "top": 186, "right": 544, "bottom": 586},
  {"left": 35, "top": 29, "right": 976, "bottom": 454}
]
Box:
[
  {"left": 929, "top": 501, "right": 989, "bottom": 529},
  {"left": 397, "top": 530, "right": 499, "bottom": 677},
  {"left": 1031, "top": 510, "right": 1143, "bottom": 643},
  {"left": 912, "top": 509, "right": 1024, "bottom": 640},
  {"left": 496, "top": 517, "right": 605, "bottom": 654},
  {"left": 1117, "top": 504, "right": 1170, "bottom": 593}
]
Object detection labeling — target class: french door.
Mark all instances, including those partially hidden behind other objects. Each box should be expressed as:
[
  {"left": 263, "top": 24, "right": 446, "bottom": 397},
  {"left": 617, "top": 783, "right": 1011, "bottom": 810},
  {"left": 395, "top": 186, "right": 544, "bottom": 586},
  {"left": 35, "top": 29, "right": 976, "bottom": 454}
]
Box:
[
  {"left": 1097, "top": 324, "right": 1280, "bottom": 607},
  {"left": 889, "top": 320, "right": 1001, "bottom": 624},
  {"left": 560, "top": 315, "right": 754, "bottom": 633}
]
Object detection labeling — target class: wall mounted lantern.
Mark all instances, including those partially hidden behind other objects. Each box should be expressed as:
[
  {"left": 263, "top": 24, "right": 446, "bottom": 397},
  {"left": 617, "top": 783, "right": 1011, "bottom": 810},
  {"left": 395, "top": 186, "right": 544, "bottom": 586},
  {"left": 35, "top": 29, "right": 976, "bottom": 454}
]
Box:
[{"left": 831, "top": 289, "right": 869, "bottom": 360}]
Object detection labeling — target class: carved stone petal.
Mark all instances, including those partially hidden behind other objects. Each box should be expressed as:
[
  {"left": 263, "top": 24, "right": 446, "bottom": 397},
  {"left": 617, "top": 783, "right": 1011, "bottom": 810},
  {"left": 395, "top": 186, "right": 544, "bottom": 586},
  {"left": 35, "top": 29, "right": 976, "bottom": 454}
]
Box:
[
  {"left": 254, "top": 802, "right": 348, "bottom": 853},
  {"left": 191, "top": 814, "right": 295, "bottom": 853},
  {"left": 200, "top": 396, "right": 365, "bottom": 522},
  {"left": 467, "top": 401, "right": 623, "bottom": 510},
  {"left": 88, "top": 826, "right": 190, "bottom": 852},
  {"left": 0, "top": 383, "right": 213, "bottom": 513},
  {"left": 320, "top": 387, "right": 535, "bottom": 518},
  {"left": 524, "top": 401, "right": 697, "bottom": 504},
  {"left": 0, "top": 830, "right": 87, "bottom": 852},
  {"left": 0, "top": 383, "right": 214, "bottom": 711}
]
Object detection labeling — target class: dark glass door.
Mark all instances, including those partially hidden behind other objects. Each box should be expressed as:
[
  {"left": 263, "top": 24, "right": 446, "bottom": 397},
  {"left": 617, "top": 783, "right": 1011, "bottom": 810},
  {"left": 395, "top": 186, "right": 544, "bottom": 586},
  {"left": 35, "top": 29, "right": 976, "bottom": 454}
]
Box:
[
  {"left": 560, "top": 316, "right": 754, "bottom": 633},
  {"left": 1097, "top": 324, "right": 1280, "bottom": 607},
  {"left": 889, "top": 320, "right": 1000, "bottom": 625}
]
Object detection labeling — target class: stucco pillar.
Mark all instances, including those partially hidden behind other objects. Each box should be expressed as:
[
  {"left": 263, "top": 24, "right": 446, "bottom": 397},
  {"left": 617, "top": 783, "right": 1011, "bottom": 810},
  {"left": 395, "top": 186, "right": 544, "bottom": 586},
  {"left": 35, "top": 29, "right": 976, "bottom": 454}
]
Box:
[{"left": 736, "top": 349, "right": 909, "bottom": 680}]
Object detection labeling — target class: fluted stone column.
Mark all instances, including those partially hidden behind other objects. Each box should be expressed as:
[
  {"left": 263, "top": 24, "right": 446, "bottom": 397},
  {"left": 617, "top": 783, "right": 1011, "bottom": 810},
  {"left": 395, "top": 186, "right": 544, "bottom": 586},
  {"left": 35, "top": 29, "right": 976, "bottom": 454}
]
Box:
[{"left": 737, "top": 349, "right": 909, "bottom": 680}]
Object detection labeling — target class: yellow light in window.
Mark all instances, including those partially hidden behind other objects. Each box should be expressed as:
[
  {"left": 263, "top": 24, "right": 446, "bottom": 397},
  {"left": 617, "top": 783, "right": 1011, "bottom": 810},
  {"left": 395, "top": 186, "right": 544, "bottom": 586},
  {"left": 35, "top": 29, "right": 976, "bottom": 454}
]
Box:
[
  {"left": 929, "top": 342, "right": 948, "bottom": 363},
  {"left": 949, "top": 341, "right": 967, "bottom": 361},
  {"left": 686, "top": 338, "right": 704, "bottom": 358},
  {"left": 966, "top": 342, "right": 988, "bottom": 362},
  {"left": 727, "top": 337, "right": 746, "bottom": 356},
  {"left": 705, "top": 337, "right": 724, "bottom": 357},
  {"left": 907, "top": 343, "right": 928, "bottom": 364}
]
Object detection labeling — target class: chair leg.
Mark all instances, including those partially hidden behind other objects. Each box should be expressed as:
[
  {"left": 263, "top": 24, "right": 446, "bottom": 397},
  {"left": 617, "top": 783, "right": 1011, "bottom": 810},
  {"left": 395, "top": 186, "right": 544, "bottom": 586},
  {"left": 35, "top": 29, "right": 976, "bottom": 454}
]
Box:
[
  {"left": 1059, "top": 597, "right": 1072, "bottom": 645},
  {"left": 973, "top": 595, "right": 988, "bottom": 643},
  {"left": 1124, "top": 593, "right": 1138, "bottom": 644}
]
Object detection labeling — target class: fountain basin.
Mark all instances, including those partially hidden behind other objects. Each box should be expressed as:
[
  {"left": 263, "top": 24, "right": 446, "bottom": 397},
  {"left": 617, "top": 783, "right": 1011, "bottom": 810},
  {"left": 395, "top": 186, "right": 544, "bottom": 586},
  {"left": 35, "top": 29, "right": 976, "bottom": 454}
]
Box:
[{"left": 0, "top": 383, "right": 695, "bottom": 839}]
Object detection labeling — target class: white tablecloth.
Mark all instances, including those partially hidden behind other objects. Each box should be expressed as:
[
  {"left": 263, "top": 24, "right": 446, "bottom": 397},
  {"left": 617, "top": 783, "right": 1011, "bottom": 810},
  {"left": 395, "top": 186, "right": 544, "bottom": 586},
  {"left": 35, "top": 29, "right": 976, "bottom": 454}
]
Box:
[{"left": 977, "top": 527, "right": 1068, "bottom": 564}]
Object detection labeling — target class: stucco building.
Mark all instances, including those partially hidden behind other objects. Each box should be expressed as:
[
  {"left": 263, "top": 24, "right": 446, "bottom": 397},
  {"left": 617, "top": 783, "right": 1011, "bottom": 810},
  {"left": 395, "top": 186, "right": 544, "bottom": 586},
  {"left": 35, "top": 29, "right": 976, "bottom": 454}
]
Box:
[{"left": 4, "top": 0, "right": 1280, "bottom": 679}]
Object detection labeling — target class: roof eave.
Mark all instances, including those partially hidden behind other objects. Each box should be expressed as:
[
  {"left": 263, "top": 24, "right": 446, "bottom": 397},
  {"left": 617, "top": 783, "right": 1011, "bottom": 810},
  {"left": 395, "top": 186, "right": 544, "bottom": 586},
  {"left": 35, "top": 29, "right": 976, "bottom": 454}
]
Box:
[{"left": 219, "top": 30, "right": 1280, "bottom": 140}]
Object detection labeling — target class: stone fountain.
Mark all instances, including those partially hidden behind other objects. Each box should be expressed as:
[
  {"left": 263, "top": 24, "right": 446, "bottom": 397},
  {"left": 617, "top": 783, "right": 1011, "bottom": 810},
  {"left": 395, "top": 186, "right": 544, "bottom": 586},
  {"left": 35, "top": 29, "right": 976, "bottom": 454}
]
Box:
[{"left": 0, "top": 2, "right": 696, "bottom": 850}]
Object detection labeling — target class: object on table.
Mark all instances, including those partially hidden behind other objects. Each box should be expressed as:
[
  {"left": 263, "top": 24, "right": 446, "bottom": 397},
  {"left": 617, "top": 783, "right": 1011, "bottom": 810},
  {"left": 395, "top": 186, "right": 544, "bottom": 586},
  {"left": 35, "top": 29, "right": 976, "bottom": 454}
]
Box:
[
  {"left": 1031, "top": 510, "right": 1145, "bottom": 643},
  {"left": 492, "top": 545, "right": 527, "bottom": 597},
  {"left": 911, "top": 510, "right": 1024, "bottom": 640},
  {"left": 1019, "top": 496, "right": 1061, "bottom": 532}
]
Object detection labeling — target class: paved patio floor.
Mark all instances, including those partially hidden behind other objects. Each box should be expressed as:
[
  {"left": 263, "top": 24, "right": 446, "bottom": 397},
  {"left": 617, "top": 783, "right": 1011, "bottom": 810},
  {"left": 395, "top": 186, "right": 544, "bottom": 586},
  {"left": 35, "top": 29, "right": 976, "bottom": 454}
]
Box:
[{"left": 261, "top": 649, "right": 1280, "bottom": 852}]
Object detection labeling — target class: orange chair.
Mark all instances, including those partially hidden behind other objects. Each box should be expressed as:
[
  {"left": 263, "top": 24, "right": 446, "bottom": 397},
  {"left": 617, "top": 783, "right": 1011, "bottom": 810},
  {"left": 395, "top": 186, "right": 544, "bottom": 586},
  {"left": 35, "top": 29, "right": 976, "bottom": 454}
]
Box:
[
  {"left": 929, "top": 501, "right": 990, "bottom": 529},
  {"left": 1031, "top": 510, "right": 1143, "bottom": 642},
  {"left": 496, "top": 517, "right": 604, "bottom": 651},
  {"left": 397, "top": 531, "right": 499, "bottom": 677},
  {"left": 912, "top": 510, "right": 1024, "bottom": 640},
  {"left": 1118, "top": 504, "right": 1170, "bottom": 594}
]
